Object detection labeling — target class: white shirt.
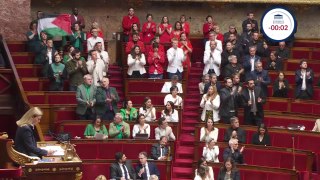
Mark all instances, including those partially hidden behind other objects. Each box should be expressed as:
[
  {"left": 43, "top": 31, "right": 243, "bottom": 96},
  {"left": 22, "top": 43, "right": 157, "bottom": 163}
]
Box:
[
  {"left": 118, "top": 163, "right": 130, "bottom": 179},
  {"left": 127, "top": 54, "right": 146, "bottom": 75},
  {"left": 139, "top": 107, "right": 156, "bottom": 122},
  {"left": 195, "top": 166, "right": 214, "bottom": 180},
  {"left": 87, "top": 36, "right": 104, "bottom": 51},
  {"left": 86, "top": 59, "right": 106, "bottom": 86},
  {"left": 200, "top": 127, "right": 219, "bottom": 142},
  {"left": 132, "top": 123, "right": 150, "bottom": 138},
  {"left": 199, "top": 82, "right": 205, "bottom": 95},
  {"left": 250, "top": 56, "right": 255, "bottom": 71},
  {"left": 161, "top": 82, "right": 183, "bottom": 93},
  {"left": 155, "top": 126, "right": 176, "bottom": 141},
  {"left": 167, "top": 47, "right": 185, "bottom": 73},
  {"left": 164, "top": 94, "right": 183, "bottom": 106},
  {"left": 99, "top": 50, "right": 110, "bottom": 65},
  {"left": 301, "top": 70, "right": 307, "bottom": 90},
  {"left": 144, "top": 162, "right": 150, "bottom": 179},
  {"left": 200, "top": 94, "right": 220, "bottom": 122},
  {"left": 203, "top": 49, "right": 221, "bottom": 76},
  {"left": 203, "top": 146, "right": 220, "bottom": 162},
  {"left": 47, "top": 50, "right": 53, "bottom": 64},
  {"left": 205, "top": 39, "right": 223, "bottom": 53},
  {"left": 161, "top": 109, "right": 179, "bottom": 122}
]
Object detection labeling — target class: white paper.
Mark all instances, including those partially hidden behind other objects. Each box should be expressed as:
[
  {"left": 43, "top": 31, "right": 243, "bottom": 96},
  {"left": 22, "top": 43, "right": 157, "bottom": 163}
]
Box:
[{"left": 40, "top": 145, "right": 65, "bottom": 156}]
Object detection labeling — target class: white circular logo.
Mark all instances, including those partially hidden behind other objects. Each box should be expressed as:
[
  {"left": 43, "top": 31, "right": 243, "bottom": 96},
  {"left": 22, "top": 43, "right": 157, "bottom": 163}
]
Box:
[{"left": 261, "top": 7, "right": 297, "bottom": 42}]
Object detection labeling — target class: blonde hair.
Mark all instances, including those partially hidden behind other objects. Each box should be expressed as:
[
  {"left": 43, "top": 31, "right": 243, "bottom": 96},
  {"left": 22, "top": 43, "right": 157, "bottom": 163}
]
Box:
[
  {"left": 95, "top": 175, "right": 106, "bottom": 180},
  {"left": 16, "top": 107, "right": 43, "bottom": 127},
  {"left": 149, "top": 175, "right": 159, "bottom": 180}
]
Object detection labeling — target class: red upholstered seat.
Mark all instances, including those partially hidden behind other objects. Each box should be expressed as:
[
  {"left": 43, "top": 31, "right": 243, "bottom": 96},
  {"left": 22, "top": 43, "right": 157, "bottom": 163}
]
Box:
[
  {"left": 97, "top": 143, "right": 124, "bottom": 159},
  {"left": 82, "top": 163, "right": 109, "bottom": 180},
  {"left": 48, "top": 94, "right": 77, "bottom": 104},
  {"left": 27, "top": 95, "right": 46, "bottom": 104},
  {"left": 61, "top": 124, "right": 87, "bottom": 138},
  {"left": 55, "top": 109, "right": 77, "bottom": 122},
  {"left": 270, "top": 132, "right": 296, "bottom": 148},
  {"left": 0, "top": 166, "right": 22, "bottom": 179},
  {"left": 312, "top": 51, "right": 320, "bottom": 60},
  {"left": 291, "top": 50, "right": 309, "bottom": 59},
  {"left": 74, "top": 143, "right": 99, "bottom": 159},
  {"left": 264, "top": 116, "right": 315, "bottom": 131}
]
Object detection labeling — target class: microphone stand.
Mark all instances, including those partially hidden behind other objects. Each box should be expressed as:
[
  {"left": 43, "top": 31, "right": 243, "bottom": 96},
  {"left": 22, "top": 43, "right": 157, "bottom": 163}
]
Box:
[{"left": 292, "top": 135, "right": 296, "bottom": 170}]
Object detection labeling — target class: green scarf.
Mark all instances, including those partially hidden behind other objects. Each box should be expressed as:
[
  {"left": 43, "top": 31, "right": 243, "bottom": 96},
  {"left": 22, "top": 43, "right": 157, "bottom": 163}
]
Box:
[{"left": 51, "top": 63, "right": 65, "bottom": 83}]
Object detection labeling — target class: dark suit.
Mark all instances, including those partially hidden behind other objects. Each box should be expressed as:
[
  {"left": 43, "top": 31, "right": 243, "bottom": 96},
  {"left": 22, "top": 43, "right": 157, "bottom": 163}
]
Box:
[
  {"left": 219, "top": 87, "right": 239, "bottom": 123},
  {"left": 224, "top": 127, "right": 246, "bottom": 144},
  {"left": 47, "top": 63, "right": 68, "bottom": 91},
  {"left": 265, "top": 57, "right": 283, "bottom": 71},
  {"left": 273, "top": 78, "right": 289, "bottom": 98},
  {"left": 70, "top": 14, "right": 85, "bottom": 29},
  {"left": 136, "top": 162, "right": 160, "bottom": 180},
  {"left": 40, "top": 47, "right": 57, "bottom": 77},
  {"left": 95, "top": 86, "right": 119, "bottom": 120},
  {"left": 223, "top": 147, "right": 244, "bottom": 164},
  {"left": 295, "top": 68, "right": 314, "bottom": 99},
  {"left": 242, "top": 55, "right": 261, "bottom": 79},
  {"left": 151, "top": 143, "right": 169, "bottom": 160},
  {"left": 250, "top": 69, "right": 271, "bottom": 97},
  {"left": 221, "top": 49, "right": 241, "bottom": 69},
  {"left": 110, "top": 160, "right": 137, "bottom": 180},
  {"left": 251, "top": 132, "right": 271, "bottom": 146},
  {"left": 14, "top": 125, "right": 47, "bottom": 157},
  {"left": 242, "top": 18, "right": 259, "bottom": 33},
  {"left": 203, "top": 81, "right": 222, "bottom": 94},
  {"left": 217, "top": 168, "right": 240, "bottom": 180},
  {"left": 275, "top": 47, "right": 290, "bottom": 59},
  {"left": 241, "top": 86, "right": 266, "bottom": 126}
]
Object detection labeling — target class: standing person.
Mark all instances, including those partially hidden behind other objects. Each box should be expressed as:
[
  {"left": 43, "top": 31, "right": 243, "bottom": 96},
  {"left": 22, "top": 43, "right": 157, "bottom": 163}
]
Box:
[
  {"left": 70, "top": 7, "right": 85, "bottom": 29},
  {"left": 40, "top": 39, "right": 57, "bottom": 77},
  {"left": 199, "top": 74, "right": 210, "bottom": 95},
  {"left": 273, "top": 71, "right": 289, "bottom": 98},
  {"left": 295, "top": 60, "right": 314, "bottom": 99},
  {"left": 125, "top": 33, "right": 146, "bottom": 54},
  {"left": 65, "top": 49, "right": 88, "bottom": 91},
  {"left": 151, "top": 136, "right": 170, "bottom": 160},
  {"left": 122, "top": 7, "right": 140, "bottom": 42},
  {"left": 76, "top": 74, "right": 97, "bottom": 120},
  {"left": 202, "top": 15, "right": 216, "bottom": 41},
  {"left": 179, "top": 32, "right": 193, "bottom": 74},
  {"left": 94, "top": 42, "right": 110, "bottom": 75},
  {"left": 220, "top": 77, "right": 240, "bottom": 124},
  {"left": 171, "top": 21, "right": 183, "bottom": 40},
  {"left": 167, "top": 38, "right": 185, "bottom": 80},
  {"left": 139, "top": 97, "right": 156, "bottom": 122},
  {"left": 242, "top": 12, "right": 259, "bottom": 33},
  {"left": 109, "top": 113, "right": 130, "bottom": 139},
  {"left": 243, "top": 46, "right": 261, "bottom": 79},
  {"left": 142, "top": 14, "right": 157, "bottom": 44},
  {"left": 136, "top": 152, "right": 160, "bottom": 180},
  {"left": 203, "top": 73, "right": 222, "bottom": 94},
  {"left": 14, "top": 107, "right": 54, "bottom": 157},
  {"left": 47, "top": 54, "right": 67, "bottom": 91},
  {"left": 242, "top": 78, "right": 266, "bottom": 126},
  {"left": 250, "top": 61, "right": 271, "bottom": 97},
  {"left": 158, "top": 16, "right": 172, "bottom": 44},
  {"left": 69, "top": 23, "right": 85, "bottom": 52},
  {"left": 217, "top": 157, "right": 240, "bottom": 180},
  {"left": 200, "top": 86, "right": 220, "bottom": 123},
  {"left": 87, "top": 28, "right": 104, "bottom": 52},
  {"left": 203, "top": 41, "right": 221, "bottom": 77},
  {"left": 110, "top": 152, "right": 137, "bottom": 180},
  {"left": 86, "top": 22, "right": 104, "bottom": 39},
  {"left": 26, "top": 22, "right": 39, "bottom": 53},
  {"left": 148, "top": 43, "right": 165, "bottom": 79},
  {"left": 86, "top": 50, "right": 106, "bottom": 86},
  {"left": 95, "top": 77, "right": 119, "bottom": 121},
  {"left": 129, "top": 23, "right": 143, "bottom": 42},
  {"left": 223, "top": 55, "right": 244, "bottom": 80},
  {"left": 180, "top": 15, "right": 190, "bottom": 37},
  {"left": 127, "top": 45, "right": 146, "bottom": 78}
]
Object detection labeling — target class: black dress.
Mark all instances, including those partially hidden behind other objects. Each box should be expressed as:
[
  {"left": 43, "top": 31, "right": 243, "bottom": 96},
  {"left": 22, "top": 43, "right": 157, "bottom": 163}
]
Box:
[
  {"left": 251, "top": 132, "right": 271, "bottom": 146},
  {"left": 273, "top": 78, "right": 289, "bottom": 98}
]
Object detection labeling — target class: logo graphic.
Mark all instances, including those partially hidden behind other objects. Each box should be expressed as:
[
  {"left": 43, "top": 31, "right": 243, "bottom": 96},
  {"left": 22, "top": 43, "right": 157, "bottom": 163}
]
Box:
[{"left": 261, "top": 7, "right": 297, "bottom": 42}]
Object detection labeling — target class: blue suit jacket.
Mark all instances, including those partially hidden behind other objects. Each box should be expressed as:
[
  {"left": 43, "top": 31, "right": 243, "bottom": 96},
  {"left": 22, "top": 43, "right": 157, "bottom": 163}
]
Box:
[
  {"left": 250, "top": 70, "right": 271, "bottom": 96},
  {"left": 242, "top": 55, "right": 261, "bottom": 79},
  {"left": 295, "top": 68, "right": 314, "bottom": 98},
  {"left": 135, "top": 162, "right": 160, "bottom": 180}
]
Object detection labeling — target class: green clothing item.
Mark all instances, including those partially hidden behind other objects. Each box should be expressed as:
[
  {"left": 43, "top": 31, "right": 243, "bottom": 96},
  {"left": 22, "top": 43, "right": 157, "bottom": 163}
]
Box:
[
  {"left": 62, "top": 31, "right": 85, "bottom": 52},
  {"left": 63, "top": 55, "right": 85, "bottom": 64},
  {"left": 108, "top": 121, "right": 130, "bottom": 139},
  {"left": 120, "top": 108, "right": 138, "bottom": 122},
  {"left": 65, "top": 59, "right": 88, "bottom": 87},
  {"left": 83, "top": 124, "right": 108, "bottom": 137},
  {"left": 76, "top": 84, "right": 97, "bottom": 115},
  {"left": 50, "top": 63, "right": 65, "bottom": 83}
]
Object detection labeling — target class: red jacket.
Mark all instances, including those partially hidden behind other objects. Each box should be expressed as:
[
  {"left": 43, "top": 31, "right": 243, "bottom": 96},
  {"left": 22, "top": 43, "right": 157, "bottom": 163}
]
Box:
[
  {"left": 147, "top": 51, "right": 165, "bottom": 74},
  {"left": 142, "top": 22, "right": 157, "bottom": 44},
  {"left": 122, "top": 15, "right": 140, "bottom": 35},
  {"left": 125, "top": 41, "right": 145, "bottom": 54},
  {"left": 182, "top": 22, "right": 190, "bottom": 37},
  {"left": 203, "top": 22, "right": 215, "bottom": 39}
]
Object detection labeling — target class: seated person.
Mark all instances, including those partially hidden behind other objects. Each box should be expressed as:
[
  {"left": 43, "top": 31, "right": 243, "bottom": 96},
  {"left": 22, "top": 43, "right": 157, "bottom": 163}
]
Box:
[
  {"left": 136, "top": 152, "right": 160, "bottom": 179},
  {"left": 223, "top": 138, "right": 244, "bottom": 164},
  {"left": 151, "top": 136, "right": 169, "bottom": 160},
  {"left": 217, "top": 157, "right": 240, "bottom": 180},
  {"left": 199, "top": 74, "right": 210, "bottom": 95},
  {"left": 164, "top": 86, "right": 183, "bottom": 107},
  {"left": 155, "top": 117, "right": 176, "bottom": 141},
  {"left": 203, "top": 73, "right": 221, "bottom": 94},
  {"left": 161, "top": 101, "right": 179, "bottom": 122},
  {"left": 223, "top": 55, "right": 244, "bottom": 79},
  {"left": 110, "top": 152, "right": 136, "bottom": 179},
  {"left": 273, "top": 71, "right": 289, "bottom": 98},
  {"left": 312, "top": 119, "right": 320, "bottom": 132},
  {"left": 161, "top": 75, "right": 183, "bottom": 93},
  {"left": 148, "top": 43, "right": 165, "bottom": 79},
  {"left": 139, "top": 97, "right": 156, "bottom": 122},
  {"left": 202, "top": 138, "right": 219, "bottom": 162},
  {"left": 275, "top": 41, "right": 290, "bottom": 60},
  {"left": 265, "top": 51, "right": 283, "bottom": 71},
  {"left": 194, "top": 158, "right": 214, "bottom": 180},
  {"left": 127, "top": 45, "right": 146, "bottom": 78},
  {"left": 132, "top": 114, "right": 150, "bottom": 139},
  {"left": 224, "top": 117, "right": 246, "bottom": 143},
  {"left": 200, "top": 118, "right": 219, "bottom": 142},
  {"left": 47, "top": 54, "right": 67, "bottom": 91},
  {"left": 84, "top": 116, "right": 108, "bottom": 139},
  {"left": 109, "top": 113, "right": 130, "bottom": 139},
  {"left": 63, "top": 45, "right": 75, "bottom": 63},
  {"left": 120, "top": 99, "right": 138, "bottom": 122},
  {"left": 194, "top": 165, "right": 211, "bottom": 180},
  {"left": 251, "top": 123, "right": 271, "bottom": 146}
]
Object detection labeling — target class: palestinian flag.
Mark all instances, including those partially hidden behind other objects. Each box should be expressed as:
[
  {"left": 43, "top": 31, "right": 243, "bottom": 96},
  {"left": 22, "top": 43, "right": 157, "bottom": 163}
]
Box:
[{"left": 37, "top": 14, "right": 72, "bottom": 37}]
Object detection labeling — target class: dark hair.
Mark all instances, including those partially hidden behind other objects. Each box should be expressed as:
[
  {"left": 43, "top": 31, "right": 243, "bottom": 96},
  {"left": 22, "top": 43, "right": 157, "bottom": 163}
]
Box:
[
  {"left": 115, "top": 152, "right": 124, "bottom": 162},
  {"left": 224, "top": 77, "right": 232, "bottom": 83},
  {"left": 72, "top": 49, "right": 81, "bottom": 57},
  {"left": 94, "top": 42, "right": 102, "bottom": 47},
  {"left": 197, "top": 157, "right": 207, "bottom": 170},
  {"left": 300, "top": 59, "right": 307, "bottom": 65},
  {"left": 143, "top": 97, "right": 151, "bottom": 111},
  {"left": 136, "top": 114, "right": 145, "bottom": 124},
  {"left": 158, "top": 117, "right": 166, "bottom": 126},
  {"left": 92, "top": 115, "right": 104, "bottom": 128},
  {"left": 174, "top": 21, "right": 182, "bottom": 30},
  {"left": 164, "top": 101, "right": 175, "bottom": 116},
  {"left": 198, "top": 165, "right": 207, "bottom": 178},
  {"left": 152, "top": 43, "right": 159, "bottom": 49},
  {"left": 161, "top": 16, "right": 169, "bottom": 24},
  {"left": 247, "top": 12, "right": 254, "bottom": 16},
  {"left": 89, "top": 49, "right": 97, "bottom": 56},
  {"left": 206, "top": 15, "right": 213, "bottom": 21},
  {"left": 131, "top": 23, "right": 140, "bottom": 33},
  {"left": 146, "top": 13, "right": 153, "bottom": 20},
  {"left": 205, "top": 118, "right": 214, "bottom": 129},
  {"left": 222, "top": 157, "right": 236, "bottom": 171},
  {"left": 257, "top": 123, "right": 268, "bottom": 134},
  {"left": 170, "top": 86, "right": 179, "bottom": 94},
  {"left": 130, "top": 45, "right": 142, "bottom": 59},
  {"left": 122, "top": 99, "right": 132, "bottom": 109},
  {"left": 159, "top": 135, "right": 167, "bottom": 141},
  {"left": 29, "top": 22, "right": 37, "bottom": 30},
  {"left": 180, "top": 32, "right": 186, "bottom": 39},
  {"left": 139, "top": 151, "right": 148, "bottom": 158}
]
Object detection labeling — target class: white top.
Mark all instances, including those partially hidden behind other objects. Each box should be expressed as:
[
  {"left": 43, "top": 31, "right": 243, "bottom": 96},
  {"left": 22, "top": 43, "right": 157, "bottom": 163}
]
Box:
[
  {"left": 194, "top": 175, "right": 211, "bottom": 180},
  {"left": 203, "top": 49, "right": 221, "bottom": 76},
  {"left": 301, "top": 70, "right": 307, "bottom": 90},
  {"left": 195, "top": 166, "right": 214, "bottom": 180},
  {"left": 86, "top": 59, "right": 106, "bottom": 86},
  {"left": 199, "top": 82, "right": 205, "bottom": 95},
  {"left": 203, "top": 146, "right": 220, "bottom": 162},
  {"left": 164, "top": 94, "right": 183, "bottom": 106},
  {"left": 132, "top": 123, "right": 150, "bottom": 138},
  {"left": 118, "top": 162, "right": 131, "bottom": 179},
  {"left": 139, "top": 107, "right": 156, "bottom": 122},
  {"left": 127, "top": 54, "right": 146, "bottom": 75},
  {"left": 161, "top": 109, "right": 179, "bottom": 122},
  {"left": 200, "top": 94, "right": 220, "bottom": 122},
  {"left": 154, "top": 126, "right": 176, "bottom": 141},
  {"left": 166, "top": 47, "right": 185, "bottom": 73},
  {"left": 47, "top": 50, "right": 53, "bottom": 64},
  {"left": 87, "top": 36, "right": 104, "bottom": 51},
  {"left": 200, "top": 127, "right": 219, "bottom": 142},
  {"left": 205, "top": 39, "right": 223, "bottom": 53},
  {"left": 161, "top": 82, "right": 183, "bottom": 93}
]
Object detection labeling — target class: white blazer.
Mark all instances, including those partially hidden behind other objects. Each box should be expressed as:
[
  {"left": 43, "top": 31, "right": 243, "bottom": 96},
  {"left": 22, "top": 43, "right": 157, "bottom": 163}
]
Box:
[
  {"left": 167, "top": 47, "right": 185, "bottom": 73},
  {"left": 205, "top": 39, "right": 223, "bottom": 53},
  {"left": 200, "top": 94, "right": 220, "bottom": 122},
  {"left": 87, "top": 36, "right": 104, "bottom": 51},
  {"left": 203, "top": 146, "right": 219, "bottom": 162},
  {"left": 203, "top": 49, "right": 221, "bottom": 76},
  {"left": 127, "top": 54, "right": 146, "bottom": 75},
  {"left": 86, "top": 59, "right": 106, "bottom": 86}
]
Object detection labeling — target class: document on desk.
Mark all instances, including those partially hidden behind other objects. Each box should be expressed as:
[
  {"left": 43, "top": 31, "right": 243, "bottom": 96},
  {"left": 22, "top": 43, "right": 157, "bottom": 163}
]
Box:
[{"left": 40, "top": 145, "right": 65, "bottom": 156}]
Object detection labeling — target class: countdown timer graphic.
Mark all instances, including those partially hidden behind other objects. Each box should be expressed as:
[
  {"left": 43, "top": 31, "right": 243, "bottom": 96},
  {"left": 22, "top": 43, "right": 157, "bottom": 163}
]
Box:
[{"left": 261, "top": 7, "right": 297, "bottom": 42}]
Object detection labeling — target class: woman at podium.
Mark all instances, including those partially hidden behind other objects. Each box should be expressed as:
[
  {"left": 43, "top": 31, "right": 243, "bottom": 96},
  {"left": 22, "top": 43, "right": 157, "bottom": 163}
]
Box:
[{"left": 14, "top": 107, "right": 53, "bottom": 157}]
